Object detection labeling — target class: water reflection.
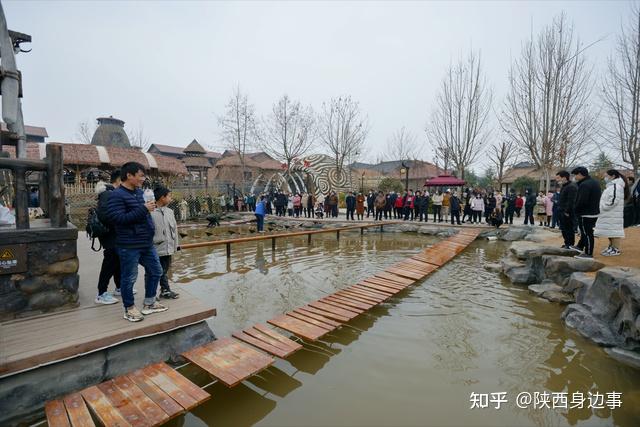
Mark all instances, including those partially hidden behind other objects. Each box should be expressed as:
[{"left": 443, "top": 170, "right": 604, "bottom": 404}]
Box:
[{"left": 168, "top": 231, "right": 639, "bottom": 427}]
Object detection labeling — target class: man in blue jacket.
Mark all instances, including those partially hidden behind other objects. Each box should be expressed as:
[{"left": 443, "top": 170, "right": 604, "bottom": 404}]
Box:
[{"left": 107, "top": 162, "right": 168, "bottom": 322}]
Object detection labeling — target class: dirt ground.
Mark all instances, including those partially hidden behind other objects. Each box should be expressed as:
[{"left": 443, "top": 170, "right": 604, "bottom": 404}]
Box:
[{"left": 541, "top": 225, "right": 640, "bottom": 269}]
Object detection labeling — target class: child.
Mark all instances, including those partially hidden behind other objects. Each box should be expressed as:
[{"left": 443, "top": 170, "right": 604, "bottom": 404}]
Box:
[
  {"left": 151, "top": 186, "right": 180, "bottom": 299},
  {"left": 489, "top": 207, "right": 504, "bottom": 228}
]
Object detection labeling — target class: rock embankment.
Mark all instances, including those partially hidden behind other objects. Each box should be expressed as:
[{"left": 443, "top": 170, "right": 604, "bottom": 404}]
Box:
[{"left": 489, "top": 226, "right": 640, "bottom": 370}]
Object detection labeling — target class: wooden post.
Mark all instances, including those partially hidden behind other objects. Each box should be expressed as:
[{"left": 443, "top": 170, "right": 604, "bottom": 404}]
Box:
[
  {"left": 14, "top": 167, "right": 29, "bottom": 229},
  {"left": 226, "top": 242, "right": 231, "bottom": 258},
  {"left": 307, "top": 233, "right": 311, "bottom": 245},
  {"left": 360, "top": 227, "right": 364, "bottom": 236},
  {"left": 272, "top": 237, "right": 276, "bottom": 251},
  {"left": 380, "top": 225, "right": 383, "bottom": 232},
  {"left": 38, "top": 170, "right": 49, "bottom": 216},
  {"left": 336, "top": 230, "right": 340, "bottom": 241},
  {"left": 46, "top": 144, "right": 66, "bottom": 227}
]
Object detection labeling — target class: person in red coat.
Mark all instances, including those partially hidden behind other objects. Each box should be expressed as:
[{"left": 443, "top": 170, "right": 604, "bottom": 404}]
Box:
[{"left": 515, "top": 193, "right": 524, "bottom": 217}]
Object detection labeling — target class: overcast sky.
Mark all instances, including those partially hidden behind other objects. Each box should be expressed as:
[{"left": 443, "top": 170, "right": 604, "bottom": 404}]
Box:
[{"left": 5, "top": 0, "right": 630, "bottom": 170}]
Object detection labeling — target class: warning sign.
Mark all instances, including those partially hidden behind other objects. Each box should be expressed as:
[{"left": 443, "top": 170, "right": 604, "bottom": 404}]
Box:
[{"left": 0, "top": 244, "right": 26, "bottom": 275}]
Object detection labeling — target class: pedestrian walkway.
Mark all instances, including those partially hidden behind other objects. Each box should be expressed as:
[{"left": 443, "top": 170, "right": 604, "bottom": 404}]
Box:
[{"left": 45, "top": 229, "right": 480, "bottom": 427}]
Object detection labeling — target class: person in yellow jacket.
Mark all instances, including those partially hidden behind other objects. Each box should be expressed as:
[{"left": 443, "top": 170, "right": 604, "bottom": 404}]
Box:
[{"left": 442, "top": 189, "right": 451, "bottom": 222}]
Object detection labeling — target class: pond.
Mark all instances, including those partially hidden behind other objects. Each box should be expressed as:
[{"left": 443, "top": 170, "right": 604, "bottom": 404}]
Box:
[{"left": 166, "top": 229, "right": 640, "bottom": 427}]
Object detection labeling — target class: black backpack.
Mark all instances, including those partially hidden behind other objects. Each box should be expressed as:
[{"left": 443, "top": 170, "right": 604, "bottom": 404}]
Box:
[{"left": 86, "top": 207, "right": 109, "bottom": 251}]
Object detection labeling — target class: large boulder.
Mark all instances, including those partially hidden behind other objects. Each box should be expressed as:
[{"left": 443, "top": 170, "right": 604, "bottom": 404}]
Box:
[
  {"left": 542, "top": 255, "right": 604, "bottom": 287},
  {"left": 528, "top": 282, "right": 574, "bottom": 304},
  {"left": 501, "top": 227, "right": 532, "bottom": 241},
  {"left": 562, "top": 304, "right": 623, "bottom": 347},
  {"left": 501, "top": 257, "right": 538, "bottom": 285},
  {"left": 509, "top": 241, "right": 577, "bottom": 261},
  {"left": 605, "top": 347, "right": 640, "bottom": 369}
]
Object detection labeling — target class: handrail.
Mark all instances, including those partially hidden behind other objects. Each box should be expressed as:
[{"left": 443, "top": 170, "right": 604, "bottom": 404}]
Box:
[{"left": 179, "top": 221, "right": 403, "bottom": 253}]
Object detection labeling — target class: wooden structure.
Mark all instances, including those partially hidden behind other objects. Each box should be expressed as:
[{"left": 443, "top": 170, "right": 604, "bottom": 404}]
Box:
[
  {"left": 0, "top": 291, "right": 216, "bottom": 377},
  {"left": 0, "top": 143, "right": 65, "bottom": 229},
  {"left": 180, "top": 221, "right": 404, "bottom": 258},
  {"left": 45, "top": 229, "right": 480, "bottom": 426}
]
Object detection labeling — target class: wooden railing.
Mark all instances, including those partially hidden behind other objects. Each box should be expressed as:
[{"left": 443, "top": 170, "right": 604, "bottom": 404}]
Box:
[
  {"left": 180, "top": 221, "right": 403, "bottom": 257},
  {"left": 0, "top": 144, "right": 65, "bottom": 229}
]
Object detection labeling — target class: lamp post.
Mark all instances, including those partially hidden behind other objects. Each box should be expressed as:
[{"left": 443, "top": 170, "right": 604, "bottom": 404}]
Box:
[
  {"left": 360, "top": 172, "right": 365, "bottom": 193},
  {"left": 401, "top": 162, "right": 410, "bottom": 191}
]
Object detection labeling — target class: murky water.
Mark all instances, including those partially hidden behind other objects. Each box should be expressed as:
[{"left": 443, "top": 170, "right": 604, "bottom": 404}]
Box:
[{"left": 166, "top": 228, "right": 640, "bottom": 427}]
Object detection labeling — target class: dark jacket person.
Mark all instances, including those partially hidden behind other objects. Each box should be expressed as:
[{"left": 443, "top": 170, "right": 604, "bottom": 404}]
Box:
[{"left": 107, "top": 162, "right": 168, "bottom": 322}]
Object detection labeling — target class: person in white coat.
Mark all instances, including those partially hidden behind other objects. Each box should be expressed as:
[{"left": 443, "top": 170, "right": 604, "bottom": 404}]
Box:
[{"left": 594, "top": 169, "right": 628, "bottom": 256}]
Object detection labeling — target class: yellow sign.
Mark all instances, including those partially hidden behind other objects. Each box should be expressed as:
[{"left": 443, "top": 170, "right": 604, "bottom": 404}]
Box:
[{"left": 0, "top": 249, "right": 14, "bottom": 259}]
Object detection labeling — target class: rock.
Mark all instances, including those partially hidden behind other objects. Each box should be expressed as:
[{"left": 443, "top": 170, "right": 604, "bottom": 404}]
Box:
[
  {"left": 509, "top": 241, "right": 577, "bottom": 260},
  {"left": 28, "top": 291, "right": 67, "bottom": 311},
  {"left": 501, "top": 228, "right": 531, "bottom": 241},
  {"left": 17, "top": 275, "right": 59, "bottom": 294},
  {"left": 47, "top": 258, "right": 79, "bottom": 275},
  {"left": 0, "top": 291, "right": 28, "bottom": 315},
  {"left": 604, "top": 347, "right": 640, "bottom": 369},
  {"left": 562, "top": 304, "right": 622, "bottom": 347},
  {"left": 28, "top": 240, "right": 77, "bottom": 274},
  {"left": 565, "top": 272, "right": 595, "bottom": 303},
  {"left": 501, "top": 257, "right": 538, "bottom": 285},
  {"left": 528, "top": 282, "right": 562, "bottom": 296},
  {"left": 484, "top": 263, "right": 502, "bottom": 272},
  {"left": 542, "top": 255, "right": 604, "bottom": 287},
  {"left": 581, "top": 268, "right": 634, "bottom": 323},
  {"left": 62, "top": 274, "right": 80, "bottom": 294},
  {"left": 542, "top": 290, "right": 575, "bottom": 304},
  {"left": 524, "top": 229, "right": 557, "bottom": 242}
]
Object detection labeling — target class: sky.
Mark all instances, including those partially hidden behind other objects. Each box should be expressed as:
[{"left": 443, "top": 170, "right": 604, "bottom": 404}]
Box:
[{"left": 4, "top": 0, "right": 631, "bottom": 171}]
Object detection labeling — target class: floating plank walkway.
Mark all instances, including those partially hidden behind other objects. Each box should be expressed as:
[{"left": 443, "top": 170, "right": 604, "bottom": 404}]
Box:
[{"left": 46, "top": 229, "right": 479, "bottom": 426}]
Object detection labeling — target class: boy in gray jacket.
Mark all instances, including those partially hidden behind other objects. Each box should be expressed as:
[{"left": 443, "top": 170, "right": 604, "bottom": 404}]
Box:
[{"left": 152, "top": 187, "right": 180, "bottom": 299}]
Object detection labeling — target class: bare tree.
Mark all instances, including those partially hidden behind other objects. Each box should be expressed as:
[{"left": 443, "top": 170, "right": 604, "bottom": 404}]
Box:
[
  {"left": 218, "top": 86, "right": 258, "bottom": 192},
  {"left": 432, "top": 142, "right": 452, "bottom": 174},
  {"left": 75, "top": 119, "right": 95, "bottom": 144},
  {"left": 602, "top": 3, "right": 640, "bottom": 177},
  {"left": 317, "top": 95, "right": 369, "bottom": 176},
  {"left": 257, "top": 94, "right": 316, "bottom": 171},
  {"left": 489, "top": 138, "right": 518, "bottom": 190},
  {"left": 427, "top": 50, "right": 492, "bottom": 179},
  {"left": 502, "top": 14, "right": 595, "bottom": 191},
  {"left": 128, "top": 123, "right": 151, "bottom": 150},
  {"left": 387, "top": 126, "right": 418, "bottom": 161}
]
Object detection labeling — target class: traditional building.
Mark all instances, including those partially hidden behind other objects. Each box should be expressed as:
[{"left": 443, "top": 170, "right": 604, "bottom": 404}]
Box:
[
  {"left": 90, "top": 116, "right": 131, "bottom": 148},
  {"left": 351, "top": 159, "right": 446, "bottom": 191},
  {"left": 182, "top": 139, "right": 211, "bottom": 186}
]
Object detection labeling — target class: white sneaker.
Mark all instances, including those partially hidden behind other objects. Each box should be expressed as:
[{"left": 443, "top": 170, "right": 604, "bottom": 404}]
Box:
[
  {"left": 604, "top": 247, "right": 621, "bottom": 257},
  {"left": 600, "top": 246, "right": 612, "bottom": 256},
  {"left": 95, "top": 292, "right": 119, "bottom": 305},
  {"left": 141, "top": 301, "right": 169, "bottom": 315},
  {"left": 113, "top": 288, "right": 137, "bottom": 297}
]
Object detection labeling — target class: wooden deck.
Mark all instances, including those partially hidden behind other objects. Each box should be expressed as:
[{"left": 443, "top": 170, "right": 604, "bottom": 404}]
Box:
[
  {"left": 45, "top": 229, "right": 480, "bottom": 427},
  {"left": 0, "top": 290, "right": 216, "bottom": 377}
]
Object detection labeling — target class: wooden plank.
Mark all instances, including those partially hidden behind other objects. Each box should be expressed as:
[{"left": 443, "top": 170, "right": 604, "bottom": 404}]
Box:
[
  {"left": 141, "top": 364, "right": 199, "bottom": 409},
  {"left": 363, "top": 276, "right": 406, "bottom": 290},
  {"left": 343, "top": 285, "right": 389, "bottom": 299},
  {"left": 127, "top": 369, "right": 183, "bottom": 419},
  {"left": 286, "top": 311, "right": 335, "bottom": 331},
  {"left": 181, "top": 344, "right": 243, "bottom": 387},
  {"left": 298, "top": 305, "right": 351, "bottom": 323},
  {"left": 152, "top": 362, "right": 210, "bottom": 404},
  {"left": 361, "top": 279, "right": 405, "bottom": 293},
  {"left": 81, "top": 385, "right": 132, "bottom": 427},
  {"left": 385, "top": 267, "right": 423, "bottom": 280},
  {"left": 45, "top": 400, "right": 71, "bottom": 427},
  {"left": 348, "top": 285, "right": 393, "bottom": 299},
  {"left": 374, "top": 272, "right": 413, "bottom": 285},
  {"left": 252, "top": 324, "right": 303, "bottom": 351},
  {"left": 392, "top": 262, "right": 430, "bottom": 275},
  {"left": 323, "top": 295, "right": 374, "bottom": 311},
  {"left": 336, "top": 289, "right": 383, "bottom": 304},
  {"left": 63, "top": 393, "right": 96, "bottom": 427},
  {"left": 318, "top": 298, "right": 365, "bottom": 314},
  {"left": 351, "top": 283, "right": 395, "bottom": 295},
  {"left": 357, "top": 281, "right": 401, "bottom": 295},
  {"left": 96, "top": 380, "right": 149, "bottom": 427},
  {"left": 308, "top": 301, "right": 361, "bottom": 319},
  {"left": 232, "top": 331, "right": 291, "bottom": 358},
  {"left": 111, "top": 376, "right": 168, "bottom": 427},
  {"left": 268, "top": 315, "right": 330, "bottom": 341},
  {"left": 219, "top": 339, "right": 274, "bottom": 373},
  {"left": 291, "top": 308, "right": 342, "bottom": 328}
]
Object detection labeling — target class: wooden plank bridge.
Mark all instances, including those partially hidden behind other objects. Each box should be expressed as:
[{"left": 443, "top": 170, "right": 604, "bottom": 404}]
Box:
[{"left": 45, "top": 229, "right": 480, "bottom": 427}]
